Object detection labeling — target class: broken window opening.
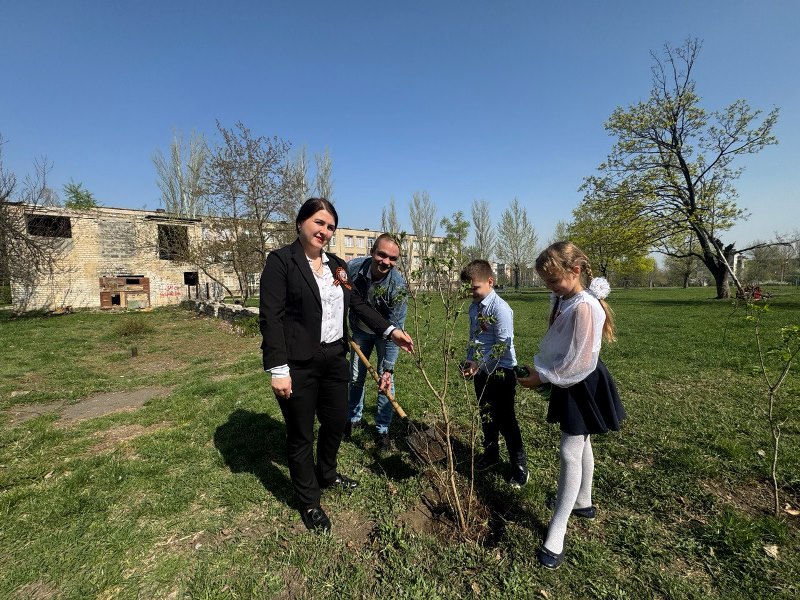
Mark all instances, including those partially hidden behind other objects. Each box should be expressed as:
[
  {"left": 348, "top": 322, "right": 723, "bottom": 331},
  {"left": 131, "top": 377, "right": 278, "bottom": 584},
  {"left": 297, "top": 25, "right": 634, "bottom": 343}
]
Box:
[
  {"left": 157, "top": 224, "right": 189, "bottom": 261},
  {"left": 25, "top": 215, "right": 72, "bottom": 238}
]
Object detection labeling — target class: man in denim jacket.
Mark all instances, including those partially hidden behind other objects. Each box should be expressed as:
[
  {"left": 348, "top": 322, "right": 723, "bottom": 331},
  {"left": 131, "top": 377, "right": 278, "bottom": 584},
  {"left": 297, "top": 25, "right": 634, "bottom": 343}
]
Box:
[{"left": 346, "top": 234, "right": 408, "bottom": 450}]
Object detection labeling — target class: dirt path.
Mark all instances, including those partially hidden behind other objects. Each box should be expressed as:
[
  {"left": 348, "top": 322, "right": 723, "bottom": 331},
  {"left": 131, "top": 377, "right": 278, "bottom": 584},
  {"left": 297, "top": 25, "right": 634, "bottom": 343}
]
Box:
[{"left": 5, "top": 386, "right": 174, "bottom": 426}]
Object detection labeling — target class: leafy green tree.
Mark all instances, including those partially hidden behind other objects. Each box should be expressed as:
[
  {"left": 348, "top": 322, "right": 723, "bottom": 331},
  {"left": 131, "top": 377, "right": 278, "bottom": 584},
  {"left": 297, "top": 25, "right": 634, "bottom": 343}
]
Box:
[
  {"left": 614, "top": 255, "right": 657, "bottom": 288},
  {"left": 548, "top": 220, "right": 571, "bottom": 245},
  {"left": 582, "top": 38, "right": 779, "bottom": 299},
  {"left": 496, "top": 197, "right": 537, "bottom": 289},
  {"left": 438, "top": 210, "right": 470, "bottom": 286},
  {"left": 63, "top": 181, "right": 99, "bottom": 209},
  {"left": 569, "top": 187, "right": 652, "bottom": 280}
]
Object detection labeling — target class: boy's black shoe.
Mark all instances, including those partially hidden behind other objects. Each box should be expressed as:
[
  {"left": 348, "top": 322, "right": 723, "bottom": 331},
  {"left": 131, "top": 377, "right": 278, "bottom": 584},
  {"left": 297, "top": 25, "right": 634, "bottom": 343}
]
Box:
[
  {"left": 474, "top": 453, "right": 500, "bottom": 472},
  {"left": 509, "top": 465, "right": 530, "bottom": 489},
  {"left": 301, "top": 507, "right": 331, "bottom": 532}
]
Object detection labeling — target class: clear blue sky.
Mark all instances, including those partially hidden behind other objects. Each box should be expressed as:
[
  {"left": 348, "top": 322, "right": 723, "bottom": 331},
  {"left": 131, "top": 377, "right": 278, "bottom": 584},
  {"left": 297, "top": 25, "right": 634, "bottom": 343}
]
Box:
[{"left": 2, "top": 0, "right": 798, "bottom": 247}]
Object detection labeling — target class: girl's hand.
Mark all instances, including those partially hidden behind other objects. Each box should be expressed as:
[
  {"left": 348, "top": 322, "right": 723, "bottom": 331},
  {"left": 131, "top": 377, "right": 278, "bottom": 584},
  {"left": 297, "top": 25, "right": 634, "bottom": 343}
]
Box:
[
  {"left": 516, "top": 366, "right": 541, "bottom": 389},
  {"left": 271, "top": 375, "right": 293, "bottom": 399}
]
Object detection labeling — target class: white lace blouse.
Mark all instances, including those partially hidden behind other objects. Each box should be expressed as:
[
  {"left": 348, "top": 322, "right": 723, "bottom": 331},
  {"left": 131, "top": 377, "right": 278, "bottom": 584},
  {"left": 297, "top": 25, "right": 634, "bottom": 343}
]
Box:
[{"left": 533, "top": 290, "right": 605, "bottom": 388}]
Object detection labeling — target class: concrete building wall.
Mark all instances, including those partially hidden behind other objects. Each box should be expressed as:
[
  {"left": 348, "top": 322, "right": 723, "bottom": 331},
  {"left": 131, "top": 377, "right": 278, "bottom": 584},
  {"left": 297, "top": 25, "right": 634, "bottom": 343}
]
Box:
[{"left": 10, "top": 205, "right": 215, "bottom": 311}]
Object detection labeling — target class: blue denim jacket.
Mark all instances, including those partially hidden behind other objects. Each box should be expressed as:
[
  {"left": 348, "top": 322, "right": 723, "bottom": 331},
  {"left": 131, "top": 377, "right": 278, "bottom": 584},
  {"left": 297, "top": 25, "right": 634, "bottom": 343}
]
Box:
[{"left": 347, "top": 256, "right": 408, "bottom": 370}]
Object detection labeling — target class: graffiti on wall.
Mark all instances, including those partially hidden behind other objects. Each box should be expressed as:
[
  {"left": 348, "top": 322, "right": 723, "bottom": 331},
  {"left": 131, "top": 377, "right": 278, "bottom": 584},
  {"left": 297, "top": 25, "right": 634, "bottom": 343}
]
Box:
[{"left": 159, "top": 284, "right": 183, "bottom": 299}]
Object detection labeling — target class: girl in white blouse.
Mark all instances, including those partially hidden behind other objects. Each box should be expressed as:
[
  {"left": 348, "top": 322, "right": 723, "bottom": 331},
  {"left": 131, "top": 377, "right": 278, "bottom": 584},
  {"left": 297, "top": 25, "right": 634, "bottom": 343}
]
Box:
[{"left": 518, "top": 241, "right": 625, "bottom": 570}]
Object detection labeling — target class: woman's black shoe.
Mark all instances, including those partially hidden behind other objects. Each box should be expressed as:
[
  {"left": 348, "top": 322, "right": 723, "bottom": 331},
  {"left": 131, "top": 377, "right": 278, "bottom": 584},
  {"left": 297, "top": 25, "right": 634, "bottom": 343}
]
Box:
[
  {"left": 319, "top": 472, "right": 359, "bottom": 491},
  {"left": 537, "top": 545, "right": 565, "bottom": 570},
  {"left": 301, "top": 507, "right": 331, "bottom": 532}
]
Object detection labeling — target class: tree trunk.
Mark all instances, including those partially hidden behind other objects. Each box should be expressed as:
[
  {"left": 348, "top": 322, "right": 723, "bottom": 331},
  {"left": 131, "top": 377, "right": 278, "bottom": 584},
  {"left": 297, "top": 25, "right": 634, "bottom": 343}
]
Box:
[{"left": 713, "top": 266, "right": 731, "bottom": 299}]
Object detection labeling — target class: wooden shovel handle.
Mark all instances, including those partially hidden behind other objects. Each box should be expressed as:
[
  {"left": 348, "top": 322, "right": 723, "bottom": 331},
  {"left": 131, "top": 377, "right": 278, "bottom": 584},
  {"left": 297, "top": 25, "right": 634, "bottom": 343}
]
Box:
[{"left": 349, "top": 340, "right": 407, "bottom": 419}]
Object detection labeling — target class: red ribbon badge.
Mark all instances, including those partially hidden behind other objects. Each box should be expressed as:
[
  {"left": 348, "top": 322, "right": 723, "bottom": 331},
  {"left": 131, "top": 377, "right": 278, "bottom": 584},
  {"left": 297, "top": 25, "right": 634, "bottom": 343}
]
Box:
[{"left": 333, "top": 267, "right": 352, "bottom": 290}]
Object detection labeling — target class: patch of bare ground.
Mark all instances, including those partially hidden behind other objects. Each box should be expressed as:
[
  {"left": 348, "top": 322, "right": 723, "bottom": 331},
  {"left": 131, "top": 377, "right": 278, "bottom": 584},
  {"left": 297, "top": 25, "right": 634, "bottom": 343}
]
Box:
[
  {"left": 86, "top": 422, "right": 172, "bottom": 454},
  {"left": 58, "top": 387, "right": 174, "bottom": 424},
  {"left": 4, "top": 387, "right": 174, "bottom": 426},
  {"left": 701, "top": 478, "right": 800, "bottom": 523},
  {"left": 332, "top": 509, "right": 375, "bottom": 548},
  {"left": 397, "top": 498, "right": 441, "bottom": 536},
  {"left": 11, "top": 581, "right": 58, "bottom": 600},
  {"left": 408, "top": 468, "right": 496, "bottom": 545},
  {"left": 5, "top": 400, "right": 66, "bottom": 425}
]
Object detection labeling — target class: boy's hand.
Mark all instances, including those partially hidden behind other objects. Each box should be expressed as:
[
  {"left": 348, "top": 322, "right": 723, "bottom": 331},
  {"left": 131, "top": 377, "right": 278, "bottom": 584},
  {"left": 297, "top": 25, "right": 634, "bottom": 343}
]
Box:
[
  {"left": 516, "top": 365, "right": 541, "bottom": 389},
  {"left": 460, "top": 360, "right": 478, "bottom": 379}
]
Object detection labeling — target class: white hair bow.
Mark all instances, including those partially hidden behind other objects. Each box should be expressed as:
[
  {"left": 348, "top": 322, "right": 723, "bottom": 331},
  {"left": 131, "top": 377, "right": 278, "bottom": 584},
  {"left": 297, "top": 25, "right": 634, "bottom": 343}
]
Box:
[{"left": 587, "top": 277, "right": 610, "bottom": 300}]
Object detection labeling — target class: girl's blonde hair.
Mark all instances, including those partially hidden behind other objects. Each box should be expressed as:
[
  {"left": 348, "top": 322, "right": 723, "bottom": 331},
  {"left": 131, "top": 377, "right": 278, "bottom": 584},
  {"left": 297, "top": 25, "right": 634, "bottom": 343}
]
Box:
[{"left": 535, "top": 241, "right": 616, "bottom": 342}]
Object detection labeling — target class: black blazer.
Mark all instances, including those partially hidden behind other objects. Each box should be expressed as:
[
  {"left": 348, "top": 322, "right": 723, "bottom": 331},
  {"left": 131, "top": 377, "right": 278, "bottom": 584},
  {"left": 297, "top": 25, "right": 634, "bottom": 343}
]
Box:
[{"left": 259, "top": 239, "right": 391, "bottom": 370}]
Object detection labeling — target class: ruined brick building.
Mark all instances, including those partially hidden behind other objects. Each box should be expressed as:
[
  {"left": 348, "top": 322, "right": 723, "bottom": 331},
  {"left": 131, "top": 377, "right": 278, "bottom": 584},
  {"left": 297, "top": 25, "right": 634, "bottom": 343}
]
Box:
[{"left": 5, "top": 203, "right": 438, "bottom": 311}]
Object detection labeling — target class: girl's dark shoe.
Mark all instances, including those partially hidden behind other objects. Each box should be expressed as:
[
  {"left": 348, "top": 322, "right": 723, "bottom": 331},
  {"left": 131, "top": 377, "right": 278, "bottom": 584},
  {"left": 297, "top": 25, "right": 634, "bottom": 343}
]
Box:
[
  {"left": 545, "top": 495, "right": 597, "bottom": 520},
  {"left": 537, "top": 545, "right": 565, "bottom": 570}
]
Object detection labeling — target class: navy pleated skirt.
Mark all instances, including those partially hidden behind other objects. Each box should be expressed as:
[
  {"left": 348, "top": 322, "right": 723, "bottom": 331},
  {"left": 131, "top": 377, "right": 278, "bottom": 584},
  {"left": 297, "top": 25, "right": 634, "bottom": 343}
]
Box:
[{"left": 546, "top": 359, "right": 625, "bottom": 435}]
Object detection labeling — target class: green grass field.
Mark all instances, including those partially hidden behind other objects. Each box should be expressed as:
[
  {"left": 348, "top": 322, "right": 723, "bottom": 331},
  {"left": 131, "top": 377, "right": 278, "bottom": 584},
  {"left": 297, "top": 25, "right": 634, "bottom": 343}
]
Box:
[{"left": 1, "top": 288, "right": 798, "bottom": 599}]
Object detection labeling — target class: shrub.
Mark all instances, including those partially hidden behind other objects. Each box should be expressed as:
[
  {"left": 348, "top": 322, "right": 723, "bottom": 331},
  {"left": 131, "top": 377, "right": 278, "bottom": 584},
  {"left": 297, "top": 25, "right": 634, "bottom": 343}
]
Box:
[{"left": 113, "top": 317, "right": 154, "bottom": 338}]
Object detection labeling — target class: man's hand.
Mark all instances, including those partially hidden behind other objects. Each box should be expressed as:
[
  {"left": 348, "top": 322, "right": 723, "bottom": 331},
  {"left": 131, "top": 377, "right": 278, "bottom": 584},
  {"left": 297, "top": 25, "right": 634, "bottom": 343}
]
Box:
[
  {"left": 379, "top": 371, "right": 393, "bottom": 393},
  {"left": 390, "top": 329, "right": 414, "bottom": 353},
  {"left": 271, "top": 374, "right": 293, "bottom": 399}
]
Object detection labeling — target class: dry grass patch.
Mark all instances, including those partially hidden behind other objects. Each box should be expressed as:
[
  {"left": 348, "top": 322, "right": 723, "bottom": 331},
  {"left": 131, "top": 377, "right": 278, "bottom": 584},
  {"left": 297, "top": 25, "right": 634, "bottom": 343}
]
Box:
[{"left": 87, "top": 422, "right": 172, "bottom": 455}]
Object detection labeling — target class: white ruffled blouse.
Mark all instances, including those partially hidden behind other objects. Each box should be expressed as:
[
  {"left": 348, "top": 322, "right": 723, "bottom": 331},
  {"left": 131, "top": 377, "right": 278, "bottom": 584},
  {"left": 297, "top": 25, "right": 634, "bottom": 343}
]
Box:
[{"left": 533, "top": 290, "right": 605, "bottom": 388}]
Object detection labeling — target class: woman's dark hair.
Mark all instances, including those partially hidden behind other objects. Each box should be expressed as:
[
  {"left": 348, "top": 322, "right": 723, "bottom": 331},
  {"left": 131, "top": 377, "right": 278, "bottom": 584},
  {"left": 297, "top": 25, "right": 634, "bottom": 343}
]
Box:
[{"left": 296, "top": 197, "right": 338, "bottom": 232}]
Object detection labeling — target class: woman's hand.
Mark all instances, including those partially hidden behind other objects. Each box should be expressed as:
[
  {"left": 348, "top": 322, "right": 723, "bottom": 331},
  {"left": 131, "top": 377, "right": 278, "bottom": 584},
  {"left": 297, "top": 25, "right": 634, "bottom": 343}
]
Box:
[
  {"left": 516, "top": 366, "right": 541, "bottom": 389},
  {"left": 271, "top": 374, "right": 293, "bottom": 399},
  {"left": 390, "top": 329, "right": 414, "bottom": 353}
]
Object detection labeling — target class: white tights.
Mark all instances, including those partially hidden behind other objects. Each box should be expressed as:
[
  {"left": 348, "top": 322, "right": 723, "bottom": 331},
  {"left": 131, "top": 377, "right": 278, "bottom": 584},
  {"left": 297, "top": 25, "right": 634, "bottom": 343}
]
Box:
[{"left": 544, "top": 433, "right": 594, "bottom": 554}]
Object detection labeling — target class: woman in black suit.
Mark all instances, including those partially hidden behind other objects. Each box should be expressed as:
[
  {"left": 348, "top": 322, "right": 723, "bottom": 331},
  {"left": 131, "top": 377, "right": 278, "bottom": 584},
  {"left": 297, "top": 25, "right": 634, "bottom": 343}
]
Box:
[{"left": 259, "top": 198, "right": 413, "bottom": 532}]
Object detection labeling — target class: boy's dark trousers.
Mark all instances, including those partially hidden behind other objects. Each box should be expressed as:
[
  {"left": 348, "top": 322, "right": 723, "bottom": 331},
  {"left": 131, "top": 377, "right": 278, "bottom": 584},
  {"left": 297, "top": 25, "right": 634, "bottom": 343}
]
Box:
[{"left": 473, "top": 368, "right": 527, "bottom": 468}]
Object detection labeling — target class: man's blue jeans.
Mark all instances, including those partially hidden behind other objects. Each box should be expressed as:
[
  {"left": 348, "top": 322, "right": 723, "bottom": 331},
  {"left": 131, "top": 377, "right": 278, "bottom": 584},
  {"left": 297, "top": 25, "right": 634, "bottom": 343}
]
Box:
[{"left": 348, "top": 328, "right": 396, "bottom": 434}]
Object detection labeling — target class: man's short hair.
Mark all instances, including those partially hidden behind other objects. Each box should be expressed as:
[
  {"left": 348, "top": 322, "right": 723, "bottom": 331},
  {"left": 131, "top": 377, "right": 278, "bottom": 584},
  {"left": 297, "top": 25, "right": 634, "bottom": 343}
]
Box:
[
  {"left": 460, "top": 259, "right": 494, "bottom": 283},
  {"left": 371, "top": 233, "right": 401, "bottom": 254}
]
